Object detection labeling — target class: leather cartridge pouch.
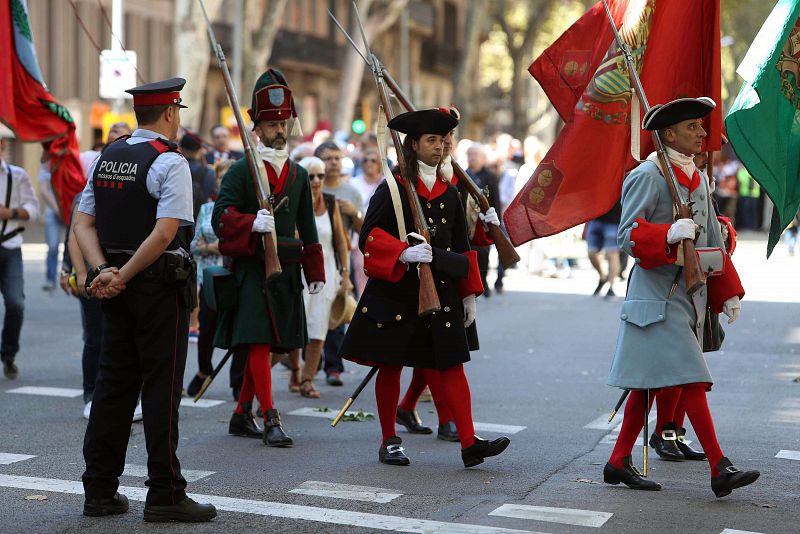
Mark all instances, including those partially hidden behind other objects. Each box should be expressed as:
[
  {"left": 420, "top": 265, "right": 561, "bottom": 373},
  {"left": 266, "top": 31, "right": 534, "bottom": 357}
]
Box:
[{"left": 203, "top": 265, "right": 237, "bottom": 313}]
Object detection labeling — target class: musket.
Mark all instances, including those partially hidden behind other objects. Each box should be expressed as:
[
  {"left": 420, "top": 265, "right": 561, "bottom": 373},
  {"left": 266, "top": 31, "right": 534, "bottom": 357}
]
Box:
[
  {"left": 193, "top": 349, "right": 234, "bottom": 402},
  {"left": 198, "top": 0, "right": 281, "bottom": 281},
  {"left": 600, "top": 0, "right": 705, "bottom": 295},
  {"left": 375, "top": 65, "right": 520, "bottom": 269},
  {"left": 334, "top": 3, "right": 440, "bottom": 316},
  {"left": 331, "top": 367, "right": 379, "bottom": 427}
]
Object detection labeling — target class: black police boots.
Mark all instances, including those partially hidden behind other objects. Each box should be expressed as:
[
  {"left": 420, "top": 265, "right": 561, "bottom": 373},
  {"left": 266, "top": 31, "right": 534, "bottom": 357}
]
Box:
[
  {"left": 649, "top": 422, "right": 684, "bottom": 461},
  {"left": 396, "top": 407, "right": 432, "bottom": 434},
  {"left": 263, "top": 409, "right": 293, "bottom": 447},
  {"left": 676, "top": 426, "right": 706, "bottom": 460},
  {"left": 603, "top": 455, "right": 662, "bottom": 491},
  {"left": 461, "top": 436, "right": 510, "bottom": 468},
  {"left": 143, "top": 497, "right": 217, "bottom": 522},
  {"left": 437, "top": 421, "right": 459, "bottom": 442},
  {"left": 229, "top": 405, "right": 263, "bottom": 438},
  {"left": 379, "top": 436, "right": 410, "bottom": 466},
  {"left": 83, "top": 492, "right": 129, "bottom": 517},
  {"left": 711, "top": 457, "right": 760, "bottom": 498}
]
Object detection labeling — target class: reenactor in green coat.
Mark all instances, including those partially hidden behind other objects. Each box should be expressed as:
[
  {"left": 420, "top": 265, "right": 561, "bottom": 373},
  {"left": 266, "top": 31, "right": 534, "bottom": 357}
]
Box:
[{"left": 211, "top": 69, "right": 324, "bottom": 447}]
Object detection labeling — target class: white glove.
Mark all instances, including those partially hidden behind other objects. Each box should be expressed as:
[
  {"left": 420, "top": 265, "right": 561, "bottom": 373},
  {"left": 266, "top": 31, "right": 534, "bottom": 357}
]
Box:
[
  {"left": 722, "top": 296, "right": 740, "bottom": 324},
  {"left": 478, "top": 207, "right": 500, "bottom": 226},
  {"left": 399, "top": 243, "right": 433, "bottom": 264},
  {"left": 463, "top": 294, "right": 477, "bottom": 327},
  {"left": 251, "top": 209, "right": 275, "bottom": 234},
  {"left": 667, "top": 218, "right": 698, "bottom": 244},
  {"left": 308, "top": 281, "right": 324, "bottom": 295}
]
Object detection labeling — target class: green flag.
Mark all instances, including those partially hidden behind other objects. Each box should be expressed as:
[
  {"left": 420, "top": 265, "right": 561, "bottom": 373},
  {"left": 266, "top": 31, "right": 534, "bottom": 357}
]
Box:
[{"left": 725, "top": 0, "right": 800, "bottom": 256}]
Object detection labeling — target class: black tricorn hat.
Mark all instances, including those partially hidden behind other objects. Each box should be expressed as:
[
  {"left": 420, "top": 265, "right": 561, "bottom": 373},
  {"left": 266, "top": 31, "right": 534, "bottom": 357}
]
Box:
[
  {"left": 642, "top": 97, "right": 715, "bottom": 131},
  {"left": 387, "top": 109, "right": 459, "bottom": 138},
  {"left": 126, "top": 77, "right": 188, "bottom": 108}
]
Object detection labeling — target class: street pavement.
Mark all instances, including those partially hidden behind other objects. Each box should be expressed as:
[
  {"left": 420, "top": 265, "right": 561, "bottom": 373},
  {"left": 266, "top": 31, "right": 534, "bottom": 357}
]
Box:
[{"left": 0, "top": 230, "right": 798, "bottom": 533}]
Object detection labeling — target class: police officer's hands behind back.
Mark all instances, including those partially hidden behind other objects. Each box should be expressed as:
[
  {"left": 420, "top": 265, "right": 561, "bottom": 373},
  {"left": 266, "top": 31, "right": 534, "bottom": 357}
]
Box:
[
  {"left": 252, "top": 208, "right": 275, "bottom": 233},
  {"left": 89, "top": 268, "right": 126, "bottom": 299}
]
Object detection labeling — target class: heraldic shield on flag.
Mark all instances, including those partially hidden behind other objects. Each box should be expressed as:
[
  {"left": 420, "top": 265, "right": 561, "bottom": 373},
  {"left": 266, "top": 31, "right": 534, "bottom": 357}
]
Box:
[{"left": 503, "top": 0, "right": 721, "bottom": 246}]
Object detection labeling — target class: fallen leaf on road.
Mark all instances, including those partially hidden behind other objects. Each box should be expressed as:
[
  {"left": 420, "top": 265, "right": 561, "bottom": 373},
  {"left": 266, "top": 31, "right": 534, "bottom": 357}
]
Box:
[
  {"left": 754, "top": 502, "right": 775, "bottom": 508},
  {"left": 25, "top": 495, "right": 47, "bottom": 501},
  {"left": 792, "top": 376, "right": 800, "bottom": 383},
  {"left": 576, "top": 478, "right": 601, "bottom": 485}
]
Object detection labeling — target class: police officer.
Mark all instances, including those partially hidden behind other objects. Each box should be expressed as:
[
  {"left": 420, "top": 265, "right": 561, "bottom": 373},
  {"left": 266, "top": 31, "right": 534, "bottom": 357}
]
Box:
[{"left": 74, "top": 78, "right": 216, "bottom": 522}]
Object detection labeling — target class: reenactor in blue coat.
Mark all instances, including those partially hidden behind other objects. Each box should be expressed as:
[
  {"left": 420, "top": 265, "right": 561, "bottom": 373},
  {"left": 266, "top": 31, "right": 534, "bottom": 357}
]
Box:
[{"left": 602, "top": 97, "right": 760, "bottom": 498}]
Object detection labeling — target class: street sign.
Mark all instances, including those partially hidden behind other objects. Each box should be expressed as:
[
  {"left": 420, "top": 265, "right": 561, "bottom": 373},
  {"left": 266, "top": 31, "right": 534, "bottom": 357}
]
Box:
[{"left": 99, "top": 50, "right": 137, "bottom": 100}]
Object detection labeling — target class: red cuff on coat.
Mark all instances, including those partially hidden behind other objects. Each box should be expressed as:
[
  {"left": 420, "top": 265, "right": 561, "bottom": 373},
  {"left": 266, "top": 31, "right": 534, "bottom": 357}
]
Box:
[
  {"left": 471, "top": 223, "right": 494, "bottom": 247},
  {"left": 717, "top": 216, "right": 737, "bottom": 255},
  {"left": 301, "top": 242, "right": 325, "bottom": 285},
  {"left": 217, "top": 207, "right": 258, "bottom": 257},
  {"left": 629, "top": 218, "right": 678, "bottom": 269},
  {"left": 458, "top": 249, "right": 484, "bottom": 298},
  {"left": 706, "top": 254, "right": 744, "bottom": 313},
  {"left": 363, "top": 228, "right": 409, "bottom": 282}
]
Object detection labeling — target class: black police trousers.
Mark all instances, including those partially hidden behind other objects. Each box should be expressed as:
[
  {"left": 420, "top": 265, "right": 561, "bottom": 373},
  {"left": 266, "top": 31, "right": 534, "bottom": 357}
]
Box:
[{"left": 82, "top": 278, "right": 189, "bottom": 506}]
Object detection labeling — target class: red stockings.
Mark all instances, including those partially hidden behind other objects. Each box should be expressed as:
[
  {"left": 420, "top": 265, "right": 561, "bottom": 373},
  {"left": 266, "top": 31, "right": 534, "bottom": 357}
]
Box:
[{"left": 235, "top": 344, "right": 273, "bottom": 418}]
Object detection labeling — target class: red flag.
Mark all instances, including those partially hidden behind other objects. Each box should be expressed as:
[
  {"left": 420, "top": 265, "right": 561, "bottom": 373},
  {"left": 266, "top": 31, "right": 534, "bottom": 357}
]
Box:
[
  {"left": 0, "top": 0, "right": 86, "bottom": 223},
  {"left": 504, "top": 0, "right": 721, "bottom": 245}
]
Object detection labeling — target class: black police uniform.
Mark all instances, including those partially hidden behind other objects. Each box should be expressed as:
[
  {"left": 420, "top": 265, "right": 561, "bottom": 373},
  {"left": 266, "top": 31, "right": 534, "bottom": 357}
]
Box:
[{"left": 81, "top": 135, "right": 196, "bottom": 507}]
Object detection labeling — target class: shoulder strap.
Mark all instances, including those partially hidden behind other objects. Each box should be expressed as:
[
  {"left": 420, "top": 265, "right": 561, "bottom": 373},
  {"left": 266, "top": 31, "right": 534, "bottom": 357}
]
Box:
[
  {"left": 377, "top": 109, "right": 407, "bottom": 241},
  {"left": 1, "top": 162, "right": 12, "bottom": 237}
]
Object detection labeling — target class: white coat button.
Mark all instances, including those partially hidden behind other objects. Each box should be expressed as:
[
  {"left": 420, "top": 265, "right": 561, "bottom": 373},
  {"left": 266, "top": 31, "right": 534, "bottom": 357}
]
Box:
[
  {"left": 632, "top": 222, "right": 639, "bottom": 229},
  {"left": 658, "top": 314, "right": 664, "bottom": 320},
  {"left": 630, "top": 241, "right": 636, "bottom": 247},
  {"left": 621, "top": 314, "right": 628, "bottom": 320},
  {"left": 634, "top": 258, "right": 641, "bottom": 264}
]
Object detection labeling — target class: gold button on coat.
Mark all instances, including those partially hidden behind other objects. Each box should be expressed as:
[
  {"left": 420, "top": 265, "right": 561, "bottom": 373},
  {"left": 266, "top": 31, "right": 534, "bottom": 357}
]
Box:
[
  {"left": 441, "top": 218, "right": 447, "bottom": 223},
  {"left": 364, "top": 252, "right": 370, "bottom": 258},
  {"left": 445, "top": 322, "right": 451, "bottom": 328},
  {"left": 361, "top": 307, "right": 368, "bottom": 313},
  {"left": 440, "top": 203, "right": 445, "bottom": 209},
  {"left": 377, "top": 323, "right": 382, "bottom": 328},
  {"left": 368, "top": 236, "right": 374, "bottom": 242},
  {"left": 443, "top": 306, "right": 450, "bottom": 312},
  {"left": 395, "top": 315, "right": 402, "bottom": 321},
  {"left": 428, "top": 217, "right": 434, "bottom": 223},
  {"left": 427, "top": 203, "right": 432, "bottom": 208}
]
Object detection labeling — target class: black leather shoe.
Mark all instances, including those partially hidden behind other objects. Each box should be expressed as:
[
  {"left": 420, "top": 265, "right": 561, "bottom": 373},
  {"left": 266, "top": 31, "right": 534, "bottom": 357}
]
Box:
[
  {"left": 461, "top": 436, "right": 510, "bottom": 467},
  {"left": 379, "top": 436, "right": 410, "bottom": 466},
  {"left": 676, "top": 427, "right": 706, "bottom": 460},
  {"left": 143, "top": 497, "right": 217, "bottom": 522},
  {"left": 396, "top": 408, "right": 433, "bottom": 434},
  {"left": 229, "top": 408, "right": 263, "bottom": 438},
  {"left": 83, "top": 492, "right": 129, "bottom": 517},
  {"left": 263, "top": 409, "right": 293, "bottom": 447},
  {"left": 2, "top": 359, "right": 18, "bottom": 380},
  {"left": 649, "top": 423, "right": 684, "bottom": 461},
  {"left": 603, "top": 456, "right": 662, "bottom": 491},
  {"left": 437, "top": 421, "right": 459, "bottom": 442},
  {"left": 711, "top": 457, "right": 760, "bottom": 498},
  {"left": 186, "top": 374, "right": 206, "bottom": 397}
]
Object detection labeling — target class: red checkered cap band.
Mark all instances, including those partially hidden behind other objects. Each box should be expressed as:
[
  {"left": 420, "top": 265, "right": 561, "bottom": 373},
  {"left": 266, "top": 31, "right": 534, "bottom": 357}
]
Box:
[{"left": 133, "top": 91, "right": 182, "bottom": 107}]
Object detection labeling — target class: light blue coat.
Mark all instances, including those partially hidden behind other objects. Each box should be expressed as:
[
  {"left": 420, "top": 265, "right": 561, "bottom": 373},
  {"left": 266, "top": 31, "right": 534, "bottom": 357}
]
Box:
[{"left": 607, "top": 158, "right": 726, "bottom": 390}]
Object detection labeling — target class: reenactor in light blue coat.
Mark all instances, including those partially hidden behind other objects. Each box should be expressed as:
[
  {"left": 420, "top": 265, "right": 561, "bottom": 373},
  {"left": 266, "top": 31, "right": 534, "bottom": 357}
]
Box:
[{"left": 601, "top": 97, "right": 760, "bottom": 498}]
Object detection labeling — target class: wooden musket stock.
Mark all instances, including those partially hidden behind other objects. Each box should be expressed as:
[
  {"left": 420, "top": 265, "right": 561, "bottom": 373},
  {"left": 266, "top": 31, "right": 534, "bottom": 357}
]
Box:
[{"left": 380, "top": 69, "right": 521, "bottom": 269}]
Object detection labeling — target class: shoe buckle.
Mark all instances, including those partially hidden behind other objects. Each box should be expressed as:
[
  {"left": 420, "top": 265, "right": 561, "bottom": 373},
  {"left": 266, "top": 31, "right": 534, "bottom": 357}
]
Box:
[
  {"left": 386, "top": 445, "right": 405, "bottom": 454},
  {"left": 661, "top": 429, "right": 677, "bottom": 441},
  {"left": 630, "top": 464, "right": 644, "bottom": 477},
  {"left": 724, "top": 465, "right": 740, "bottom": 474}
]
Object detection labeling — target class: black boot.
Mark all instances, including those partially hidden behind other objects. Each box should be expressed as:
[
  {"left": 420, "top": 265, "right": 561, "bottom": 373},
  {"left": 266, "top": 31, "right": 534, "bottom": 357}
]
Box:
[
  {"left": 649, "top": 422, "right": 684, "bottom": 461},
  {"left": 143, "top": 497, "right": 217, "bottom": 522},
  {"left": 228, "top": 406, "right": 263, "bottom": 438},
  {"left": 676, "top": 427, "right": 706, "bottom": 460},
  {"left": 186, "top": 374, "right": 206, "bottom": 397},
  {"left": 461, "top": 436, "right": 510, "bottom": 468},
  {"left": 437, "top": 421, "right": 459, "bottom": 442},
  {"left": 603, "top": 455, "right": 662, "bottom": 491},
  {"left": 83, "top": 493, "right": 129, "bottom": 517},
  {"left": 263, "top": 409, "right": 293, "bottom": 447},
  {"left": 379, "top": 436, "right": 410, "bottom": 466},
  {"left": 396, "top": 407, "right": 433, "bottom": 434},
  {"left": 711, "top": 457, "right": 760, "bottom": 498}
]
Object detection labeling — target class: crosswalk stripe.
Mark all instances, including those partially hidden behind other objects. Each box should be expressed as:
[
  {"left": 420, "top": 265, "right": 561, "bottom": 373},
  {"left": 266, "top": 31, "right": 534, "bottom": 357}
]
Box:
[
  {"left": 7, "top": 386, "right": 83, "bottom": 398},
  {"left": 774, "top": 449, "right": 800, "bottom": 461},
  {"left": 489, "top": 504, "right": 612, "bottom": 528},
  {"left": 180, "top": 398, "right": 225, "bottom": 408},
  {"left": 289, "top": 481, "right": 402, "bottom": 503},
  {"left": 0, "top": 474, "right": 540, "bottom": 533},
  {"left": 584, "top": 414, "right": 620, "bottom": 430},
  {"left": 720, "top": 529, "right": 765, "bottom": 534},
  {"left": 122, "top": 464, "right": 215, "bottom": 482},
  {"left": 287, "top": 407, "right": 526, "bottom": 434},
  {"left": 0, "top": 453, "right": 36, "bottom": 465}
]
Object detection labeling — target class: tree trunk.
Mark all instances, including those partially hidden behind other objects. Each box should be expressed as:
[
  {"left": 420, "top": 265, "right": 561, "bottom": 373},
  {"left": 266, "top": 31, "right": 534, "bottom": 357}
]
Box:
[
  {"left": 510, "top": 53, "right": 528, "bottom": 141},
  {"left": 173, "top": 0, "right": 222, "bottom": 131},
  {"left": 241, "top": 0, "right": 289, "bottom": 102},
  {"left": 451, "top": 0, "right": 487, "bottom": 131}
]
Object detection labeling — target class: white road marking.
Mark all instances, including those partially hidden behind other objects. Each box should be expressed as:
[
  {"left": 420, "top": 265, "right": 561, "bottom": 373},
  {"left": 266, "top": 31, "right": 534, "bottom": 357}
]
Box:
[
  {"left": 0, "top": 474, "right": 540, "bottom": 533},
  {"left": 122, "top": 464, "right": 215, "bottom": 482},
  {"left": 288, "top": 407, "right": 526, "bottom": 434},
  {"left": 489, "top": 504, "right": 612, "bottom": 528},
  {"left": 584, "top": 414, "right": 621, "bottom": 430},
  {"left": 775, "top": 449, "right": 800, "bottom": 461},
  {"left": 0, "top": 453, "right": 36, "bottom": 465},
  {"left": 180, "top": 398, "right": 225, "bottom": 408},
  {"left": 7, "top": 386, "right": 83, "bottom": 398},
  {"left": 720, "top": 529, "right": 765, "bottom": 534},
  {"left": 289, "top": 481, "right": 402, "bottom": 503}
]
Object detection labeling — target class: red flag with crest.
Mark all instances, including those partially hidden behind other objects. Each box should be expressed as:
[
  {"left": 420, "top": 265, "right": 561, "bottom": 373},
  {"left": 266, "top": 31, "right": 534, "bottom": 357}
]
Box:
[
  {"left": 0, "top": 0, "right": 86, "bottom": 223},
  {"left": 504, "top": 0, "right": 721, "bottom": 245}
]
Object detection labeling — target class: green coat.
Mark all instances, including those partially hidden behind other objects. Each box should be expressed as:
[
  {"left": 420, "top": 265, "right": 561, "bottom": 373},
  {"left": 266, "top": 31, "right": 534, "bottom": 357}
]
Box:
[{"left": 211, "top": 158, "right": 322, "bottom": 351}]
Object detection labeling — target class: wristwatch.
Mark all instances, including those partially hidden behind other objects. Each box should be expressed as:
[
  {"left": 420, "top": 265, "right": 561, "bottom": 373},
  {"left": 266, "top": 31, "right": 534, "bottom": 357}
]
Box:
[
  {"left": 10, "top": 208, "right": 18, "bottom": 220},
  {"left": 84, "top": 263, "right": 111, "bottom": 292}
]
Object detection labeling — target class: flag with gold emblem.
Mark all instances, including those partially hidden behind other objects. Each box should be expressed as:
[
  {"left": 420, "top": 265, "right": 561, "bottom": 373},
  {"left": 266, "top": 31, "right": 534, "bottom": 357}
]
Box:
[{"left": 504, "top": 0, "right": 721, "bottom": 245}]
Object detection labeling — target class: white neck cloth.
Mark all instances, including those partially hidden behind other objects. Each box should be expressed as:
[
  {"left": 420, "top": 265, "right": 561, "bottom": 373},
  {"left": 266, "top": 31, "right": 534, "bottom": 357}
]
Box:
[{"left": 417, "top": 160, "right": 438, "bottom": 191}]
